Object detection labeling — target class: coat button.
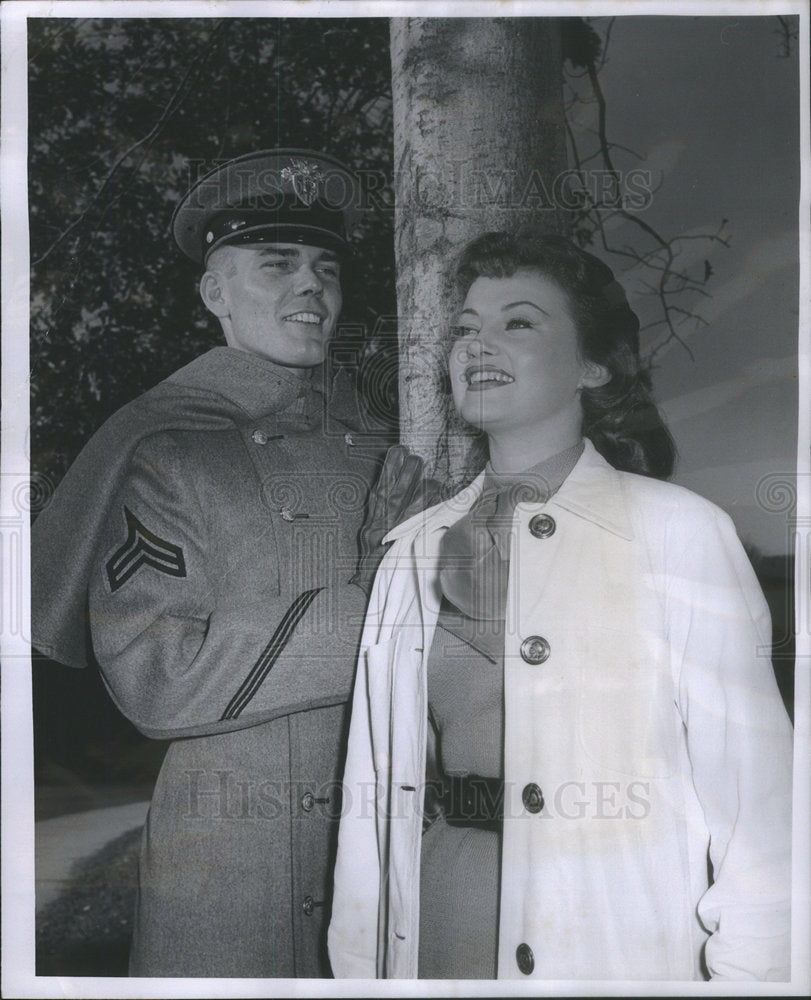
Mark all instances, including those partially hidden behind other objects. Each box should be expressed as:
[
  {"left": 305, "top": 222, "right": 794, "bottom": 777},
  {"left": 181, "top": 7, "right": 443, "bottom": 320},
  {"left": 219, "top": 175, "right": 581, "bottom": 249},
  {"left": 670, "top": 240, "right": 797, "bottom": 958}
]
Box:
[
  {"left": 344, "top": 432, "right": 355, "bottom": 446},
  {"left": 522, "top": 783, "right": 544, "bottom": 814},
  {"left": 529, "top": 513, "right": 555, "bottom": 538},
  {"left": 520, "top": 635, "right": 550, "bottom": 664},
  {"left": 280, "top": 506, "right": 295, "bottom": 522},
  {"left": 301, "top": 792, "right": 315, "bottom": 812},
  {"left": 516, "top": 942, "right": 535, "bottom": 975},
  {"left": 302, "top": 895, "right": 325, "bottom": 917},
  {"left": 251, "top": 429, "right": 269, "bottom": 445}
]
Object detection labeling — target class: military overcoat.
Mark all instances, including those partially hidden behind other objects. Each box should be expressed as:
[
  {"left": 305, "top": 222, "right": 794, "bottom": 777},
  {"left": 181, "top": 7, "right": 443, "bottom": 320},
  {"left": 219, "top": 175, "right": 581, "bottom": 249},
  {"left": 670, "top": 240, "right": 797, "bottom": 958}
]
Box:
[{"left": 33, "top": 346, "right": 384, "bottom": 977}]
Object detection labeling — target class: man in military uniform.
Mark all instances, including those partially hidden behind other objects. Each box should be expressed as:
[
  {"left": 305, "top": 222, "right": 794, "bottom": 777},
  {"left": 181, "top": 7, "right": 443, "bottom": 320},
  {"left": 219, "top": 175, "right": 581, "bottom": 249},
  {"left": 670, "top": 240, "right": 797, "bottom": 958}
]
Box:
[{"left": 32, "top": 149, "right": 415, "bottom": 977}]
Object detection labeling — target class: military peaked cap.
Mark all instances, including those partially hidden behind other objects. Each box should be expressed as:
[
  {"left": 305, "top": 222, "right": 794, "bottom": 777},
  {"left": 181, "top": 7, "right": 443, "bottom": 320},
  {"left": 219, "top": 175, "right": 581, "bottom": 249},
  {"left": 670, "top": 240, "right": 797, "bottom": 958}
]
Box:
[{"left": 172, "top": 149, "right": 362, "bottom": 265}]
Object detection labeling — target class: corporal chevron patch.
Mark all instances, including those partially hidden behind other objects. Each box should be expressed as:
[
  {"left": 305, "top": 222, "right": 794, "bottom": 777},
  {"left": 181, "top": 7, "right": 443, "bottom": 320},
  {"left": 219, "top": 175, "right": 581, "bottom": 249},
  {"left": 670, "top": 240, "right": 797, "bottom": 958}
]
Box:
[{"left": 106, "top": 506, "right": 187, "bottom": 592}]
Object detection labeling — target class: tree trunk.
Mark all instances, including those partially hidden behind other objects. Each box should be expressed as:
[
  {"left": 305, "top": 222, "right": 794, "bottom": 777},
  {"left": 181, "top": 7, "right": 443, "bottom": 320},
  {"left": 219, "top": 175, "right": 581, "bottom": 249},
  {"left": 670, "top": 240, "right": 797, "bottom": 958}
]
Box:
[{"left": 390, "top": 17, "right": 568, "bottom": 485}]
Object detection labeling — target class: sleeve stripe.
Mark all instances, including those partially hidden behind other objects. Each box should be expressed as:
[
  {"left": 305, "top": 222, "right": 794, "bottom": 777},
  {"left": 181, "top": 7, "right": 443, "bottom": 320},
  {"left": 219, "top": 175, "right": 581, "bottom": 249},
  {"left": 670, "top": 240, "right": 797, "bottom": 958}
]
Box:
[{"left": 220, "top": 587, "right": 324, "bottom": 721}]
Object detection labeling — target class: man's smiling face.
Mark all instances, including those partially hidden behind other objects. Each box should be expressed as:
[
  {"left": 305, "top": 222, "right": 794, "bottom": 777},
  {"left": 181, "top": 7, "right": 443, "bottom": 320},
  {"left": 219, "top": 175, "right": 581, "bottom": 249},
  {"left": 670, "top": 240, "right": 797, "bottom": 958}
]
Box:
[{"left": 204, "top": 243, "right": 342, "bottom": 368}]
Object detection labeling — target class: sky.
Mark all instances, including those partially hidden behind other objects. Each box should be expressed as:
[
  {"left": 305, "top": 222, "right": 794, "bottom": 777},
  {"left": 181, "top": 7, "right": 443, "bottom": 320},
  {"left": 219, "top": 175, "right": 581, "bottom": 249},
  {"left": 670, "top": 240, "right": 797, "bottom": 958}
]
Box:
[{"left": 574, "top": 14, "right": 801, "bottom": 554}]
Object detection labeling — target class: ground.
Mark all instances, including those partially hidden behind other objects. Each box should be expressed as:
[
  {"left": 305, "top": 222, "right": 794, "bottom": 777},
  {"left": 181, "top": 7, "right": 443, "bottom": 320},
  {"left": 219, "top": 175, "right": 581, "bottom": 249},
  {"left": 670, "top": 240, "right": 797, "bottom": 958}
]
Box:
[{"left": 36, "top": 827, "right": 141, "bottom": 977}]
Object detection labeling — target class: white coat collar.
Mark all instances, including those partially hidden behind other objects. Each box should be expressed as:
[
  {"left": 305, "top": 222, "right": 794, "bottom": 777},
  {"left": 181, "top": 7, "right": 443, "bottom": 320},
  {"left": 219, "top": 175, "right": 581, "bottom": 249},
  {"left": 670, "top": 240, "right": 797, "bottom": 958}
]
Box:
[{"left": 383, "top": 439, "right": 634, "bottom": 544}]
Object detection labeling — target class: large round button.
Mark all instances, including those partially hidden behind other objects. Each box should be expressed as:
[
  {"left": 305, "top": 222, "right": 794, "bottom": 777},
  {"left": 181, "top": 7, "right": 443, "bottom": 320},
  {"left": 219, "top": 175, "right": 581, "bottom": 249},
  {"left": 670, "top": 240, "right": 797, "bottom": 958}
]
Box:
[
  {"left": 516, "top": 942, "right": 535, "bottom": 975},
  {"left": 251, "top": 429, "right": 269, "bottom": 446},
  {"left": 301, "top": 792, "right": 315, "bottom": 813},
  {"left": 529, "top": 513, "right": 556, "bottom": 539},
  {"left": 522, "top": 783, "right": 544, "bottom": 814},
  {"left": 520, "top": 635, "right": 550, "bottom": 665}
]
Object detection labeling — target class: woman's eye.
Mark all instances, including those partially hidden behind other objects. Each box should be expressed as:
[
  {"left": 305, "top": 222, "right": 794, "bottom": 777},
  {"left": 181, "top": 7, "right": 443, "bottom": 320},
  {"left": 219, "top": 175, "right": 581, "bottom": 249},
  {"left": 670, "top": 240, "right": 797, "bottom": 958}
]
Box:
[
  {"left": 450, "top": 325, "right": 478, "bottom": 339},
  {"left": 505, "top": 317, "right": 533, "bottom": 330}
]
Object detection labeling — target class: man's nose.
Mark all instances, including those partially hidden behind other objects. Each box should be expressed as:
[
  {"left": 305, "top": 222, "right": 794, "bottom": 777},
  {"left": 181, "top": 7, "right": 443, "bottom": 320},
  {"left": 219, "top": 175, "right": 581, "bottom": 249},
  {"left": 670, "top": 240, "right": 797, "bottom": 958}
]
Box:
[{"left": 293, "top": 264, "right": 324, "bottom": 296}]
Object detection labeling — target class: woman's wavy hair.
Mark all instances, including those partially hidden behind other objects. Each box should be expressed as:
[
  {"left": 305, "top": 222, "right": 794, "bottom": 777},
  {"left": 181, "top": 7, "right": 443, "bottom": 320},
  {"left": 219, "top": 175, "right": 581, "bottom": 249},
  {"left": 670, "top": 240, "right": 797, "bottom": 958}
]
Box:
[{"left": 454, "top": 230, "right": 677, "bottom": 479}]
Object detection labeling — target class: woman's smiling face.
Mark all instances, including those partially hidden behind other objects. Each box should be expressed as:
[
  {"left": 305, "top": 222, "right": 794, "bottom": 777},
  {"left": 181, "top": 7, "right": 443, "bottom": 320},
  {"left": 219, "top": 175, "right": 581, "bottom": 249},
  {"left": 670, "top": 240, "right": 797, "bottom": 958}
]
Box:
[{"left": 448, "top": 270, "right": 604, "bottom": 447}]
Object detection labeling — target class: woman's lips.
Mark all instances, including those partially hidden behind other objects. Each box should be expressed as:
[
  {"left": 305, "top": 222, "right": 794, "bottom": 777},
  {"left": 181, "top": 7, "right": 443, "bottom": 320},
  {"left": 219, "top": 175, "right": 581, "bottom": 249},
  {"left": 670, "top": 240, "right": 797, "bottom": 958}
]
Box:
[{"left": 464, "top": 366, "right": 515, "bottom": 390}]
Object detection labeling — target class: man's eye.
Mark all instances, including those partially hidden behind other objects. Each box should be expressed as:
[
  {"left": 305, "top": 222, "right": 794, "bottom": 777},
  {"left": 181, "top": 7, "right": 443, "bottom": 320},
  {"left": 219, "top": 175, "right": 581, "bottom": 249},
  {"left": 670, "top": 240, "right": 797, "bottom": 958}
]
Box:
[
  {"left": 318, "top": 264, "right": 340, "bottom": 278},
  {"left": 262, "top": 260, "right": 291, "bottom": 271}
]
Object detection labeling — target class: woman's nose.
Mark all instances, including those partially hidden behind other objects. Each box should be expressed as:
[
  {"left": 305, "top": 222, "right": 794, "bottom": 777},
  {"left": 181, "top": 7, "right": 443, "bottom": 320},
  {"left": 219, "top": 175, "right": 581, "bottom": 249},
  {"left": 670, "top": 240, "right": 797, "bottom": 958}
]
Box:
[{"left": 458, "top": 334, "right": 491, "bottom": 360}]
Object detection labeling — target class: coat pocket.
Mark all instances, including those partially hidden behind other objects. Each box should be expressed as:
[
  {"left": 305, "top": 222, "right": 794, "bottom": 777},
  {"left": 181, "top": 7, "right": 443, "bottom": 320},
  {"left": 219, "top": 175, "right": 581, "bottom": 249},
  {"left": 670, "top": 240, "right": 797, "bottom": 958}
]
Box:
[{"left": 577, "top": 626, "right": 678, "bottom": 779}]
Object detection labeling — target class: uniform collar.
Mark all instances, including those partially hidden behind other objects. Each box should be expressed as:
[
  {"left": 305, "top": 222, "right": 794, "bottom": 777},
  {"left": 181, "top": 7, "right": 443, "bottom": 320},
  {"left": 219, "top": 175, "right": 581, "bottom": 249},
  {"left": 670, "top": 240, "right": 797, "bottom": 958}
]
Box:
[
  {"left": 166, "top": 346, "right": 318, "bottom": 421},
  {"left": 383, "top": 439, "right": 634, "bottom": 544}
]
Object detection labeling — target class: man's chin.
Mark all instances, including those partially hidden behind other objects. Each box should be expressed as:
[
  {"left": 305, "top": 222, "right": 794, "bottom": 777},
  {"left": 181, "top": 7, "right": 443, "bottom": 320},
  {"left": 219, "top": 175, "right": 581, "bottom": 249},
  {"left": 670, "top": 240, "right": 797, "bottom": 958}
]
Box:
[{"left": 251, "top": 345, "right": 327, "bottom": 369}]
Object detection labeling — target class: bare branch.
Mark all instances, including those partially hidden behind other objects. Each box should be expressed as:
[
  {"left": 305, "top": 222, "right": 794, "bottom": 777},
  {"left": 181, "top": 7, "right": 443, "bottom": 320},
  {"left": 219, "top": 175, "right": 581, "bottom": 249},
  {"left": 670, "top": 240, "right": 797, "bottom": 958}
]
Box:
[
  {"left": 775, "top": 16, "right": 798, "bottom": 58},
  {"left": 668, "top": 305, "right": 709, "bottom": 324},
  {"left": 564, "top": 16, "right": 729, "bottom": 361}
]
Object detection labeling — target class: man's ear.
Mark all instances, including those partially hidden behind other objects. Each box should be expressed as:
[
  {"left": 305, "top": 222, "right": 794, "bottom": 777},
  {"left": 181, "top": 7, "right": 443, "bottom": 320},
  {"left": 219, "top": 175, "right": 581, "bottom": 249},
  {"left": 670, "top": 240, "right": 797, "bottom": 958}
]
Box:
[
  {"left": 200, "top": 270, "right": 230, "bottom": 318},
  {"left": 579, "top": 361, "right": 611, "bottom": 390}
]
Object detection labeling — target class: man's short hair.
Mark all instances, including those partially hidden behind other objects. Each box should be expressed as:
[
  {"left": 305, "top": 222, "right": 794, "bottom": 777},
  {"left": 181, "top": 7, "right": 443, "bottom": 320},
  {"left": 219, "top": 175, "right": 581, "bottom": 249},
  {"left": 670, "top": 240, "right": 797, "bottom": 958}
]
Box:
[{"left": 205, "top": 245, "right": 238, "bottom": 277}]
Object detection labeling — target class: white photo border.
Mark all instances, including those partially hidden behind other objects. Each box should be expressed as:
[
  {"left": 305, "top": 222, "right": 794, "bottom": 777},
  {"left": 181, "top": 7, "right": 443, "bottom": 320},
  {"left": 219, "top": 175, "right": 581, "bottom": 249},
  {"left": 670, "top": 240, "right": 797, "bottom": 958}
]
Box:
[{"left": 3, "top": 1, "right": 809, "bottom": 997}]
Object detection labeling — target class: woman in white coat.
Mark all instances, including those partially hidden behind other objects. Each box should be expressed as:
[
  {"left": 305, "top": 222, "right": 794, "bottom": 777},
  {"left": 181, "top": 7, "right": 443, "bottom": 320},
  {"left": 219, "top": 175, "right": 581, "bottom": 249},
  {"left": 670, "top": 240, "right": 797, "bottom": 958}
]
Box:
[{"left": 328, "top": 232, "right": 793, "bottom": 982}]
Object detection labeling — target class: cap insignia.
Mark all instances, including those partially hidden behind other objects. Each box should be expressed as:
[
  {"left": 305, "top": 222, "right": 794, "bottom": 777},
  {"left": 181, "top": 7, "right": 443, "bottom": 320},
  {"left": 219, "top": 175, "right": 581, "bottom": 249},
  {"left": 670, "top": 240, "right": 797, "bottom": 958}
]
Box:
[{"left": 281, "top": 158, "right": 323, "bottom": 207}]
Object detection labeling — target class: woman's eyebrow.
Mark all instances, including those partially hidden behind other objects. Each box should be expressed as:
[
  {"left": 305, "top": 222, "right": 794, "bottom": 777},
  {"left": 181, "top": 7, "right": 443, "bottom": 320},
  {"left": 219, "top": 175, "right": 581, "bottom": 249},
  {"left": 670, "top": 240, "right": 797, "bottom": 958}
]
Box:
[{"left": 502, "top": 299, "right": 550, "bottom": 316}]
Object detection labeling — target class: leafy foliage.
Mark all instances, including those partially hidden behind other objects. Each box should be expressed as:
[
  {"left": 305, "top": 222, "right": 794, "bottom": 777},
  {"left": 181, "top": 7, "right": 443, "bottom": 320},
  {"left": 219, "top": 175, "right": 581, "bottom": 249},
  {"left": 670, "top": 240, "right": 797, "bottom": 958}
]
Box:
[{"left": 29, "top": 17, "right": 396, "bottom": 489}]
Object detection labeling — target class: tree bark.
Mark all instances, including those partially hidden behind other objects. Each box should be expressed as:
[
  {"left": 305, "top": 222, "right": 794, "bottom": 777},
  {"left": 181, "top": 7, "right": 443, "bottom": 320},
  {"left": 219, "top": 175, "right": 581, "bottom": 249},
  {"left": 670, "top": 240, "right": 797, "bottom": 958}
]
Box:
[{"left": 390, "top": 17, "right": 568, "bottom": 484}]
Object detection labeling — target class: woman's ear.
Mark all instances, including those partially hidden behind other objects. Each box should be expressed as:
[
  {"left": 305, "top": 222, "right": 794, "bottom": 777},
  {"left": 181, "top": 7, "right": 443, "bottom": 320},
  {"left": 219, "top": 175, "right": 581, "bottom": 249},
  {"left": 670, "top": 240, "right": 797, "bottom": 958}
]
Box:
[
  {"left": 579, "top": 361, "right": 611, "bottom": 390},
  {"left": 199, "top": 270, "right": 230, "bottom": 318}
]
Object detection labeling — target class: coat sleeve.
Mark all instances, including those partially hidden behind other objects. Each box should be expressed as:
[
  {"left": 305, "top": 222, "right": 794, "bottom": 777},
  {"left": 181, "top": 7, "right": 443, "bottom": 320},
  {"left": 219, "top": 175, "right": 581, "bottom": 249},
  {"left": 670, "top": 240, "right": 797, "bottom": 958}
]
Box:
[
  {"left": 87, "top": 432, "right": 368, "bottom": 739},
  {"left": 666, "top": 506, "right": 793, "bottom": 980}
]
